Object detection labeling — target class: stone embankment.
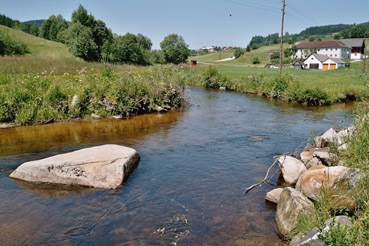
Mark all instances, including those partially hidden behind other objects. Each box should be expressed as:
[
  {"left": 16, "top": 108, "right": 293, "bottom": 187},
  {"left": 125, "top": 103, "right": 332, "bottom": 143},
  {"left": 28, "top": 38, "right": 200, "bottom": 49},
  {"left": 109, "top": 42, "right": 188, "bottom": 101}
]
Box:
[
  {"left": 9, "top": 144, "right": 140, "bottom": 189},
  {"left": 264, "top": 127, "right": 362, "bottom": 245}
]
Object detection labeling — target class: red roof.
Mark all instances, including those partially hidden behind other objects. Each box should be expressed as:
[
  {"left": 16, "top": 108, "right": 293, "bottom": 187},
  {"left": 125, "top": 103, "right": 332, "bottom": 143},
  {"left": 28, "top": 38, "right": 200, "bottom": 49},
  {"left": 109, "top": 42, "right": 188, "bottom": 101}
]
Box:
[{"left": 296, "top": 40, "right": 350, "bottom": 49}]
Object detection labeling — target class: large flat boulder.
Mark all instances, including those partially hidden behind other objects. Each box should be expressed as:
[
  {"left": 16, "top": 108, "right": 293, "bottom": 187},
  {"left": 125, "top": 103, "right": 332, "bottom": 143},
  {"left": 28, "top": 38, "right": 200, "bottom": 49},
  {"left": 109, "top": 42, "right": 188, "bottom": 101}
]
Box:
[
  {"left": 275, "top": 188, "right": 314, "bottom": 239},
  {"left": 296, "top": 165, "right": 348, "bottom": 200},
  {"left": 9, "top": 144, "right": 140, "bottom": 189},
  {"left": 278, "top": 156, "right": 307, "bottom": 185}
]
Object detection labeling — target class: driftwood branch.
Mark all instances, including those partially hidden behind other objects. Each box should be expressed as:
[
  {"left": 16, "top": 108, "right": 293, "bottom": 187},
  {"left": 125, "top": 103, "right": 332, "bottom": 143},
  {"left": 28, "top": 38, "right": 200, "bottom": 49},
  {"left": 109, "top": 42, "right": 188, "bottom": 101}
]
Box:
[
  {"left": 244, "top": 151, "right": 296, "bottom": 196},
  {"left": 244, "top": 158, "right": 279, "bottom": 195}
]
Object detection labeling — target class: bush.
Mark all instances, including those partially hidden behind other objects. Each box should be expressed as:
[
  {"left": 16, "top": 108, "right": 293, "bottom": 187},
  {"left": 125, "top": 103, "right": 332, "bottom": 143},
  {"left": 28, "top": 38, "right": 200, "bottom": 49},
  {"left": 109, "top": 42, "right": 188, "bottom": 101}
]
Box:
[
  {"left": 0, "top": 30, "right": 29, "bottom": 56},
  {"left": 270, "top": 52, "right": 280, "bottom": 60},
  {"left": 288, "top": 87, "right": 331, "bottom": 106},
  {"left": 251, "top": 43, "right": 259, "bottom": 50},
  {"left": 201, "top": 66, "right": 228, "bottom": 88},
  {"left": 252, "top": 57, "right": 260, "bottom": 64}
]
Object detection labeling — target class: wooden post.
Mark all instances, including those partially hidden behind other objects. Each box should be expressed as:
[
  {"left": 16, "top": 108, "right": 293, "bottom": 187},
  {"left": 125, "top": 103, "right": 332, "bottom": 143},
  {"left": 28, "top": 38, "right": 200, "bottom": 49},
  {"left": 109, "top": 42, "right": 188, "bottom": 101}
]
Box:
[{"left": 279, "top": 0, "right": 286, "bottom": 75}]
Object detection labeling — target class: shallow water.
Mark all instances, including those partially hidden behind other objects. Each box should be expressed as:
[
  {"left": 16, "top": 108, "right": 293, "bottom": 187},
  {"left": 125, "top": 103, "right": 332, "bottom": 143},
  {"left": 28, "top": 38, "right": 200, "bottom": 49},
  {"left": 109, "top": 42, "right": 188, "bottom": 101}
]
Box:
[{"left": 0, "top": 87, "right": 354, "bottom": 245}]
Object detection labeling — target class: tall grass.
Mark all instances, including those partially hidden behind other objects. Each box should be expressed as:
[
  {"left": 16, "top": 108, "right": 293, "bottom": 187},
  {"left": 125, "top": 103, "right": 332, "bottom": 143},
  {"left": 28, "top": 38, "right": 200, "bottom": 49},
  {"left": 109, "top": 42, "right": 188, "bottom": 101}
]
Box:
[{"left": 0, "top": 65, "right": 196, "bottom": 125}]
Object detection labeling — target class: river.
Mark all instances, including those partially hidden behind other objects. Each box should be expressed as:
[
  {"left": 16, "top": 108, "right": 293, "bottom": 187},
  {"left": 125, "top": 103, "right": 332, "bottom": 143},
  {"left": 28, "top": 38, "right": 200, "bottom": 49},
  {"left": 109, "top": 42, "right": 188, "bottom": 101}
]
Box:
[{"left": 0, "top": 87, "right": 354, "bottom": 245}]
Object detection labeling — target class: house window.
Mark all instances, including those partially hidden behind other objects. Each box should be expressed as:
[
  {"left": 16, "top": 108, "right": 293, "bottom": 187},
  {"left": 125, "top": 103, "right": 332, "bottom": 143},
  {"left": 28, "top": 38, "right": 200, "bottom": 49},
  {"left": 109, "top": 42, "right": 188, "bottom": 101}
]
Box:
[
  {"left": 335, "top": 48, "right": 337, "bottom": 51},
  {"left": 318, "top": 49, "right": 320, "bottom": 51},
  {"left": 335, "top": 54, "right": 337, "bottom": 57},
  {"left": 325, "top": 48, "right": 328, "bottom": 51},
  {"left": 330, "top": 48, "right": 332, "bottom": 51},
  {"left": 330, "top": 54, "right": 332, "bottom": 57}
]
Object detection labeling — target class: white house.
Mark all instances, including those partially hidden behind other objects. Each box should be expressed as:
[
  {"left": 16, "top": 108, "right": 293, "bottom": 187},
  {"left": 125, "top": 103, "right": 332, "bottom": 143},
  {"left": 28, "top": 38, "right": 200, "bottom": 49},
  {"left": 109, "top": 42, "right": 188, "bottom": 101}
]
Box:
[
  {"left": 296, "top": 41, "right": 351, "bottom": 60},
  {"left": 339, "top": 39, "right": 366, "bottom": 60},
  {"left": 304, "top": 54, "right": 346, "bottom": 70}
]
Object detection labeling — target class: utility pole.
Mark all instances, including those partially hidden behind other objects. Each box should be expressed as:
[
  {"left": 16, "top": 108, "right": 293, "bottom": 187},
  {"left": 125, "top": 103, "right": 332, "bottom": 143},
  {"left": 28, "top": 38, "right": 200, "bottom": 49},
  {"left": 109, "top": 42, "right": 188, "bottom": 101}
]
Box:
[{"left": 279, "top": 0, "right": 286, "bottom": 75}]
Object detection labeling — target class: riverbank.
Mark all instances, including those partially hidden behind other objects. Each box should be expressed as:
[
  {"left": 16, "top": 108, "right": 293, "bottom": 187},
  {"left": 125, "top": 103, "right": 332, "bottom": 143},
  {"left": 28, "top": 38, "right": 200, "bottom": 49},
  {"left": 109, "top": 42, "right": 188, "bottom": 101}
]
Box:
[
  {"left": 191, "top": 65, "right": 369, "bottom": 106},
  {"left": 264, "top": 102, "right": 369, "bottom": 245},
  {"left": 0, "top": 65, "right": 198, "bottom": 125}
]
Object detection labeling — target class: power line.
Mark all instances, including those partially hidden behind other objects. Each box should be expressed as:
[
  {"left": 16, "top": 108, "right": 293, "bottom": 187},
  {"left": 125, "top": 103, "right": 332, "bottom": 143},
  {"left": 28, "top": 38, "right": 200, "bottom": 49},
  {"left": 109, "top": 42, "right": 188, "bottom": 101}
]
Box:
[
  {"left": 223, "top": 0, "right": 280, "bottom": 13},
  {"left": 287, "top": 3, "right": 320, "bottom": 26}
]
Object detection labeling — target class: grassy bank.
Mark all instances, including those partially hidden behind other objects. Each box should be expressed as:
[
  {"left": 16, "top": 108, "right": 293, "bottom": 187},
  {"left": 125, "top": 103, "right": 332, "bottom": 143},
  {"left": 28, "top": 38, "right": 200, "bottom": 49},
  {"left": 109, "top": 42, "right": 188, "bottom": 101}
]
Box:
[
  {"left": 289, "top": 104, "right": 369, "bottom": 245},
  {"left": 191, "top": 65, "right": 369, "bottom": 106},
  {"left": 0, "top": 65, "right": 197, "bottom": 125}
]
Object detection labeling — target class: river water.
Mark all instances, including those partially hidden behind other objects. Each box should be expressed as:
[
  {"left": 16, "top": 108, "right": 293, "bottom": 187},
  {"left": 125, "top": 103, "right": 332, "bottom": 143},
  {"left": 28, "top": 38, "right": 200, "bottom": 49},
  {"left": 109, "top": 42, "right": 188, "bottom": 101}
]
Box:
[{"left": 0, "top": 87, "right": 354, "bottom": 246}]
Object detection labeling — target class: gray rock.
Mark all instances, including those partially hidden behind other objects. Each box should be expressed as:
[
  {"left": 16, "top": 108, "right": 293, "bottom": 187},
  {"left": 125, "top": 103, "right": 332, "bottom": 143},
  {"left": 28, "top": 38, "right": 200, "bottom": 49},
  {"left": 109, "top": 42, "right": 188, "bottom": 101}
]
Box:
[
  {"left": 305, "top": 157, "right": 322, "bottom": 169},
  {"left": 291, "top": 216, "right": 352, "bottom": 246},
  {"left": 265, "top": 188, "right": 283, "bottom": 204},
  {"left": 278, "top": 156, "right": 307, "bottom": 185},
  {"left": 329, "top": 168, "right": 362, "bottom": 213},
  {"left": 314, "top": 128, "right": 343, "bottom": 148},
  {"left": 337, "top": 143, "right": 349, "bottom": 151},
  {"left": 275, "top": 188, "right": 314, "bottom": 239},
  {"left": 9, "top": 144, "right": 140, "bottom": 189}
]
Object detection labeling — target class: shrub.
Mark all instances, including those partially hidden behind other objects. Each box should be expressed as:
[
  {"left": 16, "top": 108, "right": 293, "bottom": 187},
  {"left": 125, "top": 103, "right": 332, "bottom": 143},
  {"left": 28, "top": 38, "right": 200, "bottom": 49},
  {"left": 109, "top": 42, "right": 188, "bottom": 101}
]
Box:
[
  {"left": 252, "top": 57, "right": 260, "bottom": 64},
  {"left": 0, "top": 30, "right": 29, "bottom": 56},
  {"left": 201, "top": 66, "right": 228, "bottom": 88},
  {"left": 234, "top": 47, "right": 245, "bottom": 58}
]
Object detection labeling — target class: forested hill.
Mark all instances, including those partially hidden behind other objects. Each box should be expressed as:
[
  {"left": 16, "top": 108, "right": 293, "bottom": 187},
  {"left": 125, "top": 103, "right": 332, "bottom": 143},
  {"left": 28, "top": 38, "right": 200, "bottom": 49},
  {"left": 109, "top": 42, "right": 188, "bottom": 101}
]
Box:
[
  {"left": 299, "top": 22, "right": 369, "bottom": 37},
  {"left": 23, "top": 20, "right": 45, "bottom": 28},
  {"left": 249, "top": 21, "right": 369, "bottom": 47}
]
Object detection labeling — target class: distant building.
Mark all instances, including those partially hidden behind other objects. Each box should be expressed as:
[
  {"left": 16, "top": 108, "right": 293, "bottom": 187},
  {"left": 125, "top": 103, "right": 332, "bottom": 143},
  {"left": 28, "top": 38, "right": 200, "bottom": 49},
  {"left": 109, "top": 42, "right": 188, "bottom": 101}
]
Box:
[
  {"left": 304, "top": 53, "right": 347, "bottom": 70},
  {"left": 293, "top": 61, "right": 305, "bottom": 70},
  {"left": 296, "top": 41, "right": 351, "bottom": 60},
  {"left": 339, "top": 39, "right": 366, "bottom": 60},
  {"left": 223, "top": 46, "right": 236, "bottom": 50}
]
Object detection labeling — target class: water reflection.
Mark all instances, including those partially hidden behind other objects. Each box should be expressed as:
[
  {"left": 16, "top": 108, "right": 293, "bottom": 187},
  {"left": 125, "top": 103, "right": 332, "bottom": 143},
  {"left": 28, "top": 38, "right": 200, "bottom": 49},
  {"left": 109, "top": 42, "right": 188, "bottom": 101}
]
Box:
[{"left": 0, "top": 87, "right": 354, "bottom": 245}]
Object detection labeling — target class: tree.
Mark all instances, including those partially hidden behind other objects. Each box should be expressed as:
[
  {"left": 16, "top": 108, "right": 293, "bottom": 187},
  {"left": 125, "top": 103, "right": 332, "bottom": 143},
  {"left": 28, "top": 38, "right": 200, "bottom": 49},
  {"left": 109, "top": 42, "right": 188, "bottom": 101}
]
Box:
[
  {"left": 340, "top": 29, "right": 350, "bottom": 39},
  {"left": 333, "top": 34, "right": 341, "bottom": 40},
  {"left": 60, "top": 22, "right": 98, "bottom": 61},
  {"left": 40, "top": 14, "right": 68, "bottom": 41},
  {"left": 308, "top": 35, "right": 316, "bottom": 42},
  {"left": 160, "top": 34, "right": 190, "bottom": 64},
  {"left": 108, "top": 33, "right": 151, "bottom": 65},
  {"left": 251, "top": 43, "right": 259, "bottom": 50},
  {"left": 150, "top": 49, "right": 165, "bottom": 64},
  {"left": 72, "top": 5, "right": 90, "bottom": 27},
  {"left": 246, "top": 45, "right": 250, "bottom": 52},
  {"left": 234, "top": 47, "right": 244, "bottom": 58},
  {"left": 350, "top": 24, "right": 368, "bottom": 38}
]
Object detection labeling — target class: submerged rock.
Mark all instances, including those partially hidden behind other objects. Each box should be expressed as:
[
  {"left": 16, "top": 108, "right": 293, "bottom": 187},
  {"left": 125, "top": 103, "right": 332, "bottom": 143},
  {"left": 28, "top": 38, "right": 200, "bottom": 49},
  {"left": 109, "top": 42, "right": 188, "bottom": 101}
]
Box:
[
  {"left": 278, "top": 156, "right": 307, "bottom": 185},
  {"left": 9, "top": 144, "right": 140, "bottom": 189},
  {"left": 296, "top": 165, "right": 348, "bottom": 200},
  {"left": 275, "top": 188, "right": 314, "bottom": 239}
]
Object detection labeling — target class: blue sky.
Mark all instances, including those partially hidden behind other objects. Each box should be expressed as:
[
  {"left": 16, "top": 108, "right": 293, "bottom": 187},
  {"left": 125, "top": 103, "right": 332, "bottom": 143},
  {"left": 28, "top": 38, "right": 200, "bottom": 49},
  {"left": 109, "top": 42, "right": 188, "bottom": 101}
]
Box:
[{"left": 1, "top": 0, "right": 369, "bottom": 49}]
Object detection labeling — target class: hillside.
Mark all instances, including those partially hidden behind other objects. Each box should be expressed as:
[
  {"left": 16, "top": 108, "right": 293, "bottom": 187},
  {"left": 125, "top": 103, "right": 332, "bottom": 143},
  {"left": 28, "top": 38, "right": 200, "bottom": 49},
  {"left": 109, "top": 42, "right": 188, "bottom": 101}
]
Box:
[
  {"left": 0, "top": 24, "right": 103, "bottom": 74},
  {"left": 0, "top": 24, "right": 71, "bottom": 58}
]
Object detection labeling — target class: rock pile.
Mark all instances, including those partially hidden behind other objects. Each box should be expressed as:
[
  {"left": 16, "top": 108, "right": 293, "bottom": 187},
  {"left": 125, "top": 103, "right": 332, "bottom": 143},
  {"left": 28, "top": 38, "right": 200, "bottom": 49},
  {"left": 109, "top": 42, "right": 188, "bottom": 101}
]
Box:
[{"left": 264, "top": 126, "right": 361, "bottom": 242}]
